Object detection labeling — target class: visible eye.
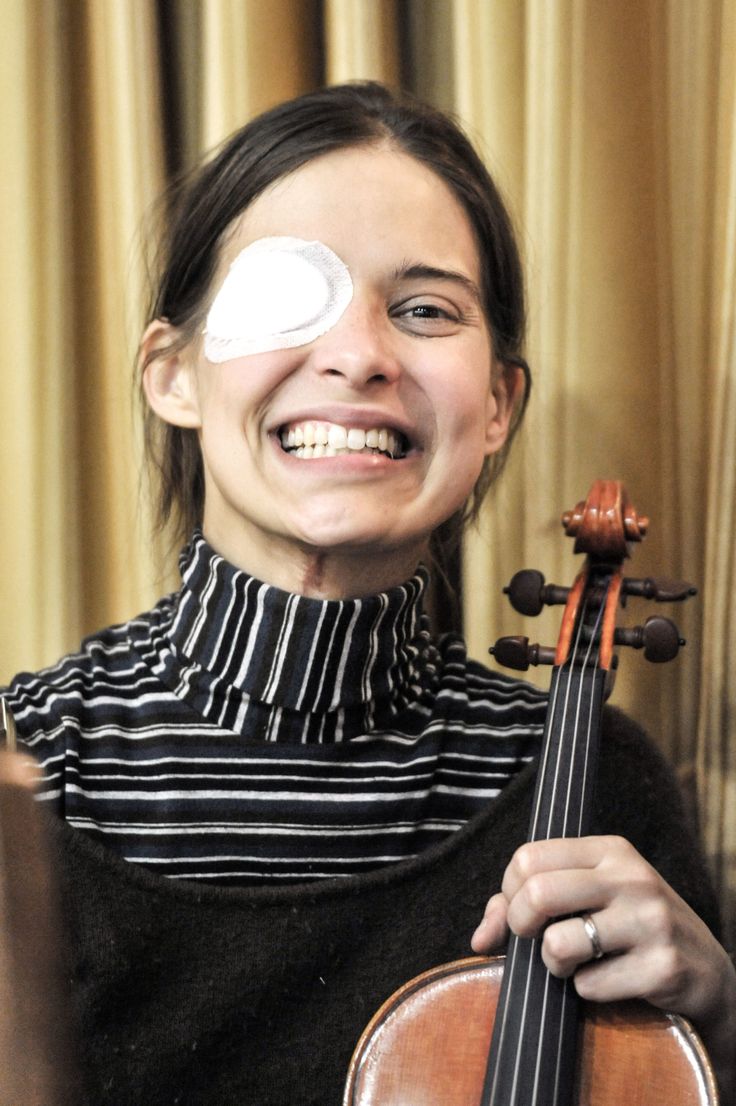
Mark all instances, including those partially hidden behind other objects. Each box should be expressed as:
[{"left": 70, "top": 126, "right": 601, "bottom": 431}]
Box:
[
  {"left": 391, "top": 297, "right": 465, "bottom": 336},
  {"left": 406, "top": 304, "right": 455, "bottom": 319}
]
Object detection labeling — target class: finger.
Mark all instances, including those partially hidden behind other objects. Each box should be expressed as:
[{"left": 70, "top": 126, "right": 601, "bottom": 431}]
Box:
[
  {"left": 505, "top": 868, "right": 611, "bottom": 937},
  {"left": 541, "top": 912, "right": 611, "bottom": 977},
  {"left": 544, "top": 898, "right": 697, "bottom": 1000},
  {"left": 513, "top": 861, "right": 677, "bottom": 949},
  {"left": 573, "top": 930, "right": 736, "bottom": 1047},
  {"left": 502, "top": 835, "right": 633, "bottom": 900},
  {"left": 471, "top": 892, "right": 509, "bottom": 953},
  {"left": 572, "top": 943, "right": 679, "bottom": 1005}
]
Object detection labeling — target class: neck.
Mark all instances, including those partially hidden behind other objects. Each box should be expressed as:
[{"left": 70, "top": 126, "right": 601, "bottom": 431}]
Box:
[{"left": 201, "top": 524, "right": 427, "bottom": 599}]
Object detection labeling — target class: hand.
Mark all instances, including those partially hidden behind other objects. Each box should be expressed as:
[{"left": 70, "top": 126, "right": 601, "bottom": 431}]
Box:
[{"left": 471, "top": 835, "right": 736, "bottom": 1100}]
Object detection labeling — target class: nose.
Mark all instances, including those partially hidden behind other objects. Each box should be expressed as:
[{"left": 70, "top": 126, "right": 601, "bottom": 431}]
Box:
[{"left": 308, "top": 298, "right": 401, "bottom": 387}]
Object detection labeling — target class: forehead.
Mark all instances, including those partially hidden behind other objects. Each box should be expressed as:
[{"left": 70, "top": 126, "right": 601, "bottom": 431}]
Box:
[{"left": 219, "top": 144, "right": 481, "bottom": 281}]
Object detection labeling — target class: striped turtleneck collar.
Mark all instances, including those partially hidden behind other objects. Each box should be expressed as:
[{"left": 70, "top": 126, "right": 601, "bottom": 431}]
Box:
[{"left": 154, "top": 532, "right": 439, "bottom": 742}]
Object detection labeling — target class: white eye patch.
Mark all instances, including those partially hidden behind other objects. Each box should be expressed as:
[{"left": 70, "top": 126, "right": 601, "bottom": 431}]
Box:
[{"left": 203, "top": 236, "right": 353, "bottom": 362}]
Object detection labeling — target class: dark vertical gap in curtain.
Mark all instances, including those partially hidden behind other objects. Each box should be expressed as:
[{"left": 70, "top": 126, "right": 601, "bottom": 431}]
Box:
[
  {"left": 313, "top": 1, "right": 328, "bottom": 88},
  {"left": 396, "top": 0, "right": 456, "bottom": 112},
  {"left": 64, "top": 4, "right": 104, "bottom": 634},
  {"left": 155, "top": 0, "right": 193, "bottom": 179},
  {"left": 397, "top": 2, "right": 463, "bottom": 636},
  {"left": 396, "top": 0, "right": 417, "bottom": 93},
  {"left": 54, "top": 4, "right": 86, "bottom": 623}
]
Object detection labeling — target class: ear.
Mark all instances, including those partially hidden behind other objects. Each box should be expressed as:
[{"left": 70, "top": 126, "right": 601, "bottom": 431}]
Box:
[
  {"left": 140, "top": 320, "right": 202, "bottom": 429},
  {"left": 484, "top": 361, "right": 527, "bottom": 454}
]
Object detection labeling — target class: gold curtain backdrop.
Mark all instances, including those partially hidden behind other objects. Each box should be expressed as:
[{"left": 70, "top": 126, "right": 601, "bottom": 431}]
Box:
[{"left": 1, "top": 0, "right": 734, "bottom": 942}]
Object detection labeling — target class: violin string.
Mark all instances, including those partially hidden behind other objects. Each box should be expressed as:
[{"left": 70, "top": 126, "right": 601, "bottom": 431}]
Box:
[
  {"left": 487, "top": 647, "right": 572, "bottom": 1104},
  {"left": 529, "top": 586, "right": 605, "bottom": 1106},
  {"left": 547, "top": 583, "right": 607, "bottom": 1105},
  {"left": 560, "top": 583, "right": 607, "bottom": 839},
  {"left": 508, "top": 937, "right": 543, "bottom": 1103},
  {"left": 485, "top": 655, "right": 568, "bottom": 1104},
  {"left": 484, "top": 930, "right": 523, "bottom": 1102},
  {"left": 574, "top": 589, "right": 608, "bottom": 837}
]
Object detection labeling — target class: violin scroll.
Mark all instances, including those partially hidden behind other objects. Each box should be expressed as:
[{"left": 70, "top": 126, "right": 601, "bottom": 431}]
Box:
[
  {"left": 561, "top": 480, "right": 649, "bottom": 559},
  {"left": 489, "top": 480, "right": 696, "bottom": 676}
]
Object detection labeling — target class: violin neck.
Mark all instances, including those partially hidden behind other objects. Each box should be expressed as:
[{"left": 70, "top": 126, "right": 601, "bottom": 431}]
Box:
[
  {"left": 528, "top": 663, "right": 606, "bottom": 844},
  {"left": 481, "top": 663, "right": 607, "bottom": 1106}
]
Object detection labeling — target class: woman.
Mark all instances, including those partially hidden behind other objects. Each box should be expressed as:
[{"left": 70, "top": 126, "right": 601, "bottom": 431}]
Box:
[{"left": 5, "top": 83, "right": 734, "bottom": 1104}]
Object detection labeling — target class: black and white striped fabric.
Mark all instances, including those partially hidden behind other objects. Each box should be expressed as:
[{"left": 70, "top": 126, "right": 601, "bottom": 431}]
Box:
[{"left": 5, "top": 532, "right": 547, "bottom": 885}]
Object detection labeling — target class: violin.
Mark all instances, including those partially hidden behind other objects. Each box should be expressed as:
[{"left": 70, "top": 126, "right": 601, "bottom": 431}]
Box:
[
  {"left": 0, "top": 704, "right": 79, "bottom": 1105},
  {"left": 344, "top": 480, "right": 718, "bottom": 1106}
]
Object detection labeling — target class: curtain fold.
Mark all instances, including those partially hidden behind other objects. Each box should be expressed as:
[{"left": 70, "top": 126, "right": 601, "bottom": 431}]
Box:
[
  {"left": 200, "top": 0, "right": 321, "bottom": 151},
  {"left": 462, "top": 0, "right": 671, "bottom": 747},
  {"left": 697, "top": 0, "right": 736, "bottom": 942},
  {"left": 0, "top": 0, "right": 80, "bottom": 674},
  {"left": 324, "top": 0, "right": 399, "bottom": 85},
  {"left": 68, "top": 0, "right": 169, "bottom": 633},
  {"left": 1, "top": 0, "right": 734, "bottom": 944}
]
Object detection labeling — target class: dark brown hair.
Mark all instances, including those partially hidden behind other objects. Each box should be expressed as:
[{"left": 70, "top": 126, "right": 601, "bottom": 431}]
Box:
[{"left": 142, "top": 81, "right": 531, "bottom": 552}]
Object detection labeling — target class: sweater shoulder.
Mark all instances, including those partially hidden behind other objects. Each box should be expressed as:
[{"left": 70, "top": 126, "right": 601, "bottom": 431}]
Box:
[
  {"left": 596, "top": 704, "right": 721, "bottom": 935},
  {"left": 3, "top": 595, "right": 175, "bottom": 740}
]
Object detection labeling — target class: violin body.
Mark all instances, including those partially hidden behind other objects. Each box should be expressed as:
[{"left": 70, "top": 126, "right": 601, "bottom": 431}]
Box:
[{"left": 344, "top": 955, "right": 717, "bottom": 1105}]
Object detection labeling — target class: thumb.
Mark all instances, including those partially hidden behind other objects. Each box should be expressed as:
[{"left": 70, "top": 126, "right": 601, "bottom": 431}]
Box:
[{"left": 471, "top": 892, "right": 509, "bottom": 954}]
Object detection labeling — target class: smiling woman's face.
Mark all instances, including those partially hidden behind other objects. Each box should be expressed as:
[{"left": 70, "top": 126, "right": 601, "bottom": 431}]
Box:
[{"left": 145, "top": 143, "right": 519, "bottom": 597}]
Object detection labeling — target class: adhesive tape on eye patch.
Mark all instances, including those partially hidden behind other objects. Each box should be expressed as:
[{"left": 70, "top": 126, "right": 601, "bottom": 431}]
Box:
[{"left": 203, "top": 237, "right": 353, "bottom": 361}]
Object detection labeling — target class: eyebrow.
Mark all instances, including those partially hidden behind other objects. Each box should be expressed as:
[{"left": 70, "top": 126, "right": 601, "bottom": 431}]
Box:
[{"left": 391, "top": 261, "right": 482, "bottom": 304}]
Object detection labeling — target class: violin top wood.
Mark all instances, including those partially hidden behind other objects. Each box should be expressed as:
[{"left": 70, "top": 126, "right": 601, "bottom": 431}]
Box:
[{"left": 344, "top": 957, "right": 718, "bottom": 1106}]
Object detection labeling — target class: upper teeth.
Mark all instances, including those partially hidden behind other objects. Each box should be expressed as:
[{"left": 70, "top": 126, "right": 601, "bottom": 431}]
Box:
[{"left": 280, "top": 421, "right": 404, "bottom": 458}]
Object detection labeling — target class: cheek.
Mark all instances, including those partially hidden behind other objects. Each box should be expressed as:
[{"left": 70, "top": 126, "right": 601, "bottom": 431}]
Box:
[
  {"left": 436, "top": 365, "right": 494, "bottom": 439},
  {"left": 195, "top": 361, "right": 271, "bottom": 433},
  {"left": 428, "top": 368, "right": 494, "bottom": 495},
  {"left": 195, "top": 380, "right": 254, "bottom": 476}
]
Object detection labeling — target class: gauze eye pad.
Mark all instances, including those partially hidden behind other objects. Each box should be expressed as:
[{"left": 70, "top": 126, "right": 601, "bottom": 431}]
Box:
[{"left": 203, "top": 236, "right": 353, "bottom": 361}]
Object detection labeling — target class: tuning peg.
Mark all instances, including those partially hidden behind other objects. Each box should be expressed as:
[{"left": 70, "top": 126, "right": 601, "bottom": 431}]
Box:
[
  {"left": 503, "top": 570, "right": 570, "bottom": 617},
  {"left": 489, "top": 636, "right": 557, "bottom": 671},
  {"left": 621, "top": 577, "right": 697, "bottom": 603},
  {"left": 614, "top": 616, "right": 685, "bottom": 662}
]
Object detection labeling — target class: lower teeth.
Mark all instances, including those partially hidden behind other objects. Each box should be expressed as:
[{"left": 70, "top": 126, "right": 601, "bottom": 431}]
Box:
[{"left": 288, "top": 445, "right": 397, "bottom": 459}]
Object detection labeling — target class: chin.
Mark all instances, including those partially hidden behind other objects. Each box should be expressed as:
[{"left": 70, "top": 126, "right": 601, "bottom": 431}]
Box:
[
  {"left": 292, "top": 517, "right": 426, "bottom": 560},
  {"left": 295, "top": 527, "right": 399, "bottom": 555}
]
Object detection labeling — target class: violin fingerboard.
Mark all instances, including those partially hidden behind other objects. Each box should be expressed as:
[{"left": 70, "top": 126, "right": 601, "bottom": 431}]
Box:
[
  {"left": 481, "top": 665, "right": 606, "bottom": 1106},
  {"left": 528, "top": 664, "right": 606, "bottom": 844},
  {"left": 481, "top": 935, "right": 579, "bottom": 1106}
]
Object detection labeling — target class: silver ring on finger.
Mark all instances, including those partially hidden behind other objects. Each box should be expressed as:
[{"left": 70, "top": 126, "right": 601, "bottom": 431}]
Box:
[{"left": 581, "top": 913, "right": 605, "bottom": 960}]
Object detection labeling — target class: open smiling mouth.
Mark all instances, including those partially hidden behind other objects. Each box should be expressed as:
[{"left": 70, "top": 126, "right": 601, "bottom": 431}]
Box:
[{"left": 279, "top": 421, "right": 409, "bottom": 460}]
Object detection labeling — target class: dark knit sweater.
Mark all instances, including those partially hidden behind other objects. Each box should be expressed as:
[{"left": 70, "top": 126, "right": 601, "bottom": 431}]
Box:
[{"left": 47, "top": 707, "right": 718, "bottom": 1106}]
